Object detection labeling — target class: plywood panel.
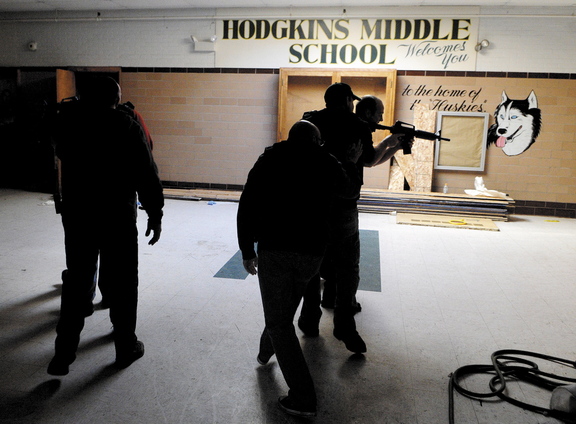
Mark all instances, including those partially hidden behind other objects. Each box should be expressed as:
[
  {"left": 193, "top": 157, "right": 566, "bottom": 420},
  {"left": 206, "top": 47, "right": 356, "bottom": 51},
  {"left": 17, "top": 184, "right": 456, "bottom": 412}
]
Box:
[
  {"left": 283, "top": 75, "right": 332, "bottom": 140},
  {"left": 396, "top": 213, "right": 500, "bottom": 231}
]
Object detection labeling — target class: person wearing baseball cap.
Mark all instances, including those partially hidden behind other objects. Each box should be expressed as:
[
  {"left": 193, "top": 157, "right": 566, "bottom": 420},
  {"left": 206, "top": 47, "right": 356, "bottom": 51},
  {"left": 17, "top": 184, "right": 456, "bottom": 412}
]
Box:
[
  {"left": 297, "top": 82, "right": 372, "bottom": 355},
  {"left": 323, "top": 82, "right": 361, "bottom": 105}
]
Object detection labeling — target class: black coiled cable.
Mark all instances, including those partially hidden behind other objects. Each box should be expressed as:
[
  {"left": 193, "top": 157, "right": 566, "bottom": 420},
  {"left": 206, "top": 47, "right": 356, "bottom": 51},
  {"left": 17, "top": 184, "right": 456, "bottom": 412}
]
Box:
[{"left": 449, "top": 349, "right": 576, "bottom": 424}]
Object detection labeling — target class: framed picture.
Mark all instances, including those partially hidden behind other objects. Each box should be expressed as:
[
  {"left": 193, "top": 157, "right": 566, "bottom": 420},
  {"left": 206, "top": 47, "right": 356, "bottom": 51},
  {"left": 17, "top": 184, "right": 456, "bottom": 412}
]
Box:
[{"left": 434, "top": 112, "right": 489, "bottom": 171}]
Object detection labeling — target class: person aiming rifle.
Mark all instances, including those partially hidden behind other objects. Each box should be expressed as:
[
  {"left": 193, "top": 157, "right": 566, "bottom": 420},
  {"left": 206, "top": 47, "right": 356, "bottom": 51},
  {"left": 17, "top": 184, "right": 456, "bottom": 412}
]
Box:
[
  {"left": 355, "top": 95, "right": 450, "bottom": 160},
  {"left": 354, "top": 95, "right": 403, "bottom": 166}
]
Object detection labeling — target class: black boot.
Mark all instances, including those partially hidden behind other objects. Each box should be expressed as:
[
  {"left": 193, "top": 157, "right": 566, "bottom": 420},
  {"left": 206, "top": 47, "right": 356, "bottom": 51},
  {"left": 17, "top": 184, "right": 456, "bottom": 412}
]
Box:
[{"left": 333, "top": 307, "right": 366, "bottom": 353}]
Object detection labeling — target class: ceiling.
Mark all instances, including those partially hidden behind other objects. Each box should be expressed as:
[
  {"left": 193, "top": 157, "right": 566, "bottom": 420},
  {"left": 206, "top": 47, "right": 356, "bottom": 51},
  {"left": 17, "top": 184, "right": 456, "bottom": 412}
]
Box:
[{"left": 1, "top": 0, "right": 575, "bottom": 13}]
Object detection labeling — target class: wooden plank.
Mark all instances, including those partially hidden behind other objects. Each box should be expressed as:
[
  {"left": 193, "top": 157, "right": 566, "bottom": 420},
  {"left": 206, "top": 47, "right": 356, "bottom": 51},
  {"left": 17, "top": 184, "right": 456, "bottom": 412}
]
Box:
[
  {"left": 163, "top": 188, "right": 241, "bottom": 202},
  {"left": 361, "top": 188, "right": 513, "bottom": 204},
  {"left": 360, "top": 202, "right": 507, "bottom": 215},
  {"left": 396, "top": 213, "right": 500, "bottom": 231},
  {"left": 362, "top": 207, "right": 509, "bottom": 221},
  {"left": 358, "top": 188, "right": 513, "bottom": 221}
]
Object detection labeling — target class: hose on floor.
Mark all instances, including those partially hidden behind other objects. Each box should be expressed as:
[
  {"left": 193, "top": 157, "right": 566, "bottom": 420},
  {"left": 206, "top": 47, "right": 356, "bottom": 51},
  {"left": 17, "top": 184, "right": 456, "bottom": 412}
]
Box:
[{"left": 449, "top": 349, "right": 576, "bottom": 424}]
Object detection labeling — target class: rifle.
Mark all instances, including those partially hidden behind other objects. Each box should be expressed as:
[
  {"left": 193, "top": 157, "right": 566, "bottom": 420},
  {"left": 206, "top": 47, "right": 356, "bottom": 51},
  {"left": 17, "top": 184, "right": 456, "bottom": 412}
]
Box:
[{"left": 374, "top": 121, "right": 450, "bottom": 155}]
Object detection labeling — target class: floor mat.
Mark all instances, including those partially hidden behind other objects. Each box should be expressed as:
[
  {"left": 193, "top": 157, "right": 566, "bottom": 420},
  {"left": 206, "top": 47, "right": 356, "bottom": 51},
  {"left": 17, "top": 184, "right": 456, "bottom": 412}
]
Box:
[
  {"left": 359, "top": 229, "right": 381, "bottom": 292},
  {"left": 215, "top": 230, "right": 382, "bottom": 293},
  {"left": 213, "top": 249, "right": 247, "bottom": 279}
]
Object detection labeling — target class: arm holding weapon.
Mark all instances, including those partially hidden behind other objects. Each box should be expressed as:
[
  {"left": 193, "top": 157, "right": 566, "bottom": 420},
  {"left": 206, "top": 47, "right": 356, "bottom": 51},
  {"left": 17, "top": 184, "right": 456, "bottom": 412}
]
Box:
[
  {"left": 374, "top": 121, "right": 450, "bottom": 155},
  {"left": 365, "top": 132, "right": 404, "bottom": 167}
]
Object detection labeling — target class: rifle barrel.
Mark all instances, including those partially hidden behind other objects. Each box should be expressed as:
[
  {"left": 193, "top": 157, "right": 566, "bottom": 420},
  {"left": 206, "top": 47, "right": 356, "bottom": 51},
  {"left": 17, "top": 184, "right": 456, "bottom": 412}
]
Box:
[{"left": 374, "top": 123, "right": 450, "bottom": 141}]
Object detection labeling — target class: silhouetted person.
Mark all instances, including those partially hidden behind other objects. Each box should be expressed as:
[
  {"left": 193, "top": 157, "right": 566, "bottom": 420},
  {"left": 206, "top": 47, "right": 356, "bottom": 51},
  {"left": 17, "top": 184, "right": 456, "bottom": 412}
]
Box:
[
  {"left": 298, "top": 83, "right": 403, "bottom": 354},
  {"left": 355, "top": 95, "right": 403, "bottom": 165},
  {"left": 316, "top": 95, "right": 403, "bottom": 311},
  {"left": 48, "top": 76, "right": 164, "bottom": 375},
  {"left": 94, "top": 101, "right": 155, "bottom": 309},
  {"left": 237, "top": 120, "right": 361, "bottom": 418}
]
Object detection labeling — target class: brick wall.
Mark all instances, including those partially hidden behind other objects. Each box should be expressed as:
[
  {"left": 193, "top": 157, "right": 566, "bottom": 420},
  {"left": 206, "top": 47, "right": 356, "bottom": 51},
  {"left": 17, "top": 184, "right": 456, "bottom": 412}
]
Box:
[{"left": 121, "top": 69, "right": 279, "bottom": 189}]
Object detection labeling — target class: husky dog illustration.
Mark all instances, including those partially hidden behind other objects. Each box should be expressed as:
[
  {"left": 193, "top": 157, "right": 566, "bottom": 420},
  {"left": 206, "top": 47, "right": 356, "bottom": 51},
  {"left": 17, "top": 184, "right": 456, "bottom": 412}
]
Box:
[{"left": 487, "top": 90, "right": 541, "bottom": 156}]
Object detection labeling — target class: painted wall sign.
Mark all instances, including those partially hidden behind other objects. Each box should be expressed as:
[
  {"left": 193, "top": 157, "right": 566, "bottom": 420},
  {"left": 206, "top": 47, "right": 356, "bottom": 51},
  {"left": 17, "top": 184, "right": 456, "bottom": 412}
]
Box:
[
  {"left": 215, "top": 18, "right": 479, "bottom": 70},
  {"left": 487, "top": 91, "right": 541, "bottom": 156},
  {"left": 400, "top": 83, "right": 488, "bottom": 113}
]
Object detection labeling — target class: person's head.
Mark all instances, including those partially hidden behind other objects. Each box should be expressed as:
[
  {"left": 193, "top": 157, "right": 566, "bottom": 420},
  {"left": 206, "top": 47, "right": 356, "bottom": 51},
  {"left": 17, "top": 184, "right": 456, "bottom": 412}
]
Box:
[
  {"left": 324, "top": 82, "right": 360, "bottom": 112},
  {"left": 81, "top": 76, "right": 121, "bottom": 109},
  {"left": 356, "top": 95, "right": 384, "bottom": 125},
  {"left": 288, "top": 120, "right": 322, "bottom": 146}
]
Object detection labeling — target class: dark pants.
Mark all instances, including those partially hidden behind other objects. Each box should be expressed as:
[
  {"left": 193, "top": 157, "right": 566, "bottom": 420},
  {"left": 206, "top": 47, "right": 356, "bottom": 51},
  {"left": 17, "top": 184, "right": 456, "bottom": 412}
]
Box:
[
  {"left": 55, "top": 212, "right": 139, "bottom": 359},
  {"left": 258, "top": 249, "right": 322, "bottom": 408},
  {"left": 301, "top": 207, "right": 360, "bottom": 333}
]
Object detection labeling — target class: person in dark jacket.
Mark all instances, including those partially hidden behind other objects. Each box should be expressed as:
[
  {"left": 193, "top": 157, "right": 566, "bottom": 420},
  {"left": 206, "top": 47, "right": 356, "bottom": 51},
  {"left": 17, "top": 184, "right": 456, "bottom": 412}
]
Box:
[
  {"left": 297, "top": 83, "right": 403, "bottom": 354},
  {"left": 48, "top": 76, "right": 164, "bottom": 376},
  {"left": 237, "top": 120, "right": 361, "bottom": 418}
]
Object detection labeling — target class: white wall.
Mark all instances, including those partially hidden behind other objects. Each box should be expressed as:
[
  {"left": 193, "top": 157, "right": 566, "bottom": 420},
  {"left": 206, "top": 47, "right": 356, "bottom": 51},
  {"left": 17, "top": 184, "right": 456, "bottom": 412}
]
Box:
[
  {"left": 0, "top": 16, "right": 216, "bottom": 68},
  {"left": 476, "top": 11, "right": 576, "bottom": 73},
  {"left": 1, "top": 6, "right": 575, "bottom": 73}
]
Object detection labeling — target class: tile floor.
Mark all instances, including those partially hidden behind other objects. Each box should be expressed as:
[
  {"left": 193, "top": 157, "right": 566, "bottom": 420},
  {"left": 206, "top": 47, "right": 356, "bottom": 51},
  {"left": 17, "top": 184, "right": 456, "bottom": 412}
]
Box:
[{"left": 1, "top": 188, "right": 575, "bottom": 424}]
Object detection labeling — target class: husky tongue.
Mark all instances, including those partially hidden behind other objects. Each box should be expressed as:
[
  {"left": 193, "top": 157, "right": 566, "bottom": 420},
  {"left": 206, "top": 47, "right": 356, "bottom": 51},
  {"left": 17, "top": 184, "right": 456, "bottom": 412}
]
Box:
[{"left": 496, "top": 136, "right": 507, "bottom": 148}]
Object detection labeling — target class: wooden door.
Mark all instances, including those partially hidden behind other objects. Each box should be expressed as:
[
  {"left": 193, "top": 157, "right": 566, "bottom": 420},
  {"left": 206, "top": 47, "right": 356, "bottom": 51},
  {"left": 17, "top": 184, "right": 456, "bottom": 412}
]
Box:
[{"left": 56, "top": 69, "right": 77, "bottom": 102}]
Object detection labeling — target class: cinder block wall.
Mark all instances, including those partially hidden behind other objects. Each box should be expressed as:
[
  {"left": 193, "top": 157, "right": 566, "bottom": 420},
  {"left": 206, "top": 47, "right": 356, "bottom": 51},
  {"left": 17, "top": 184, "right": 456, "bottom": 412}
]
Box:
[
  {"left": 121, "top": 70, "right": 279, "bottom": 189},
  {"left": 121, "top": 69, "right": 392, "bottom": 192}
]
